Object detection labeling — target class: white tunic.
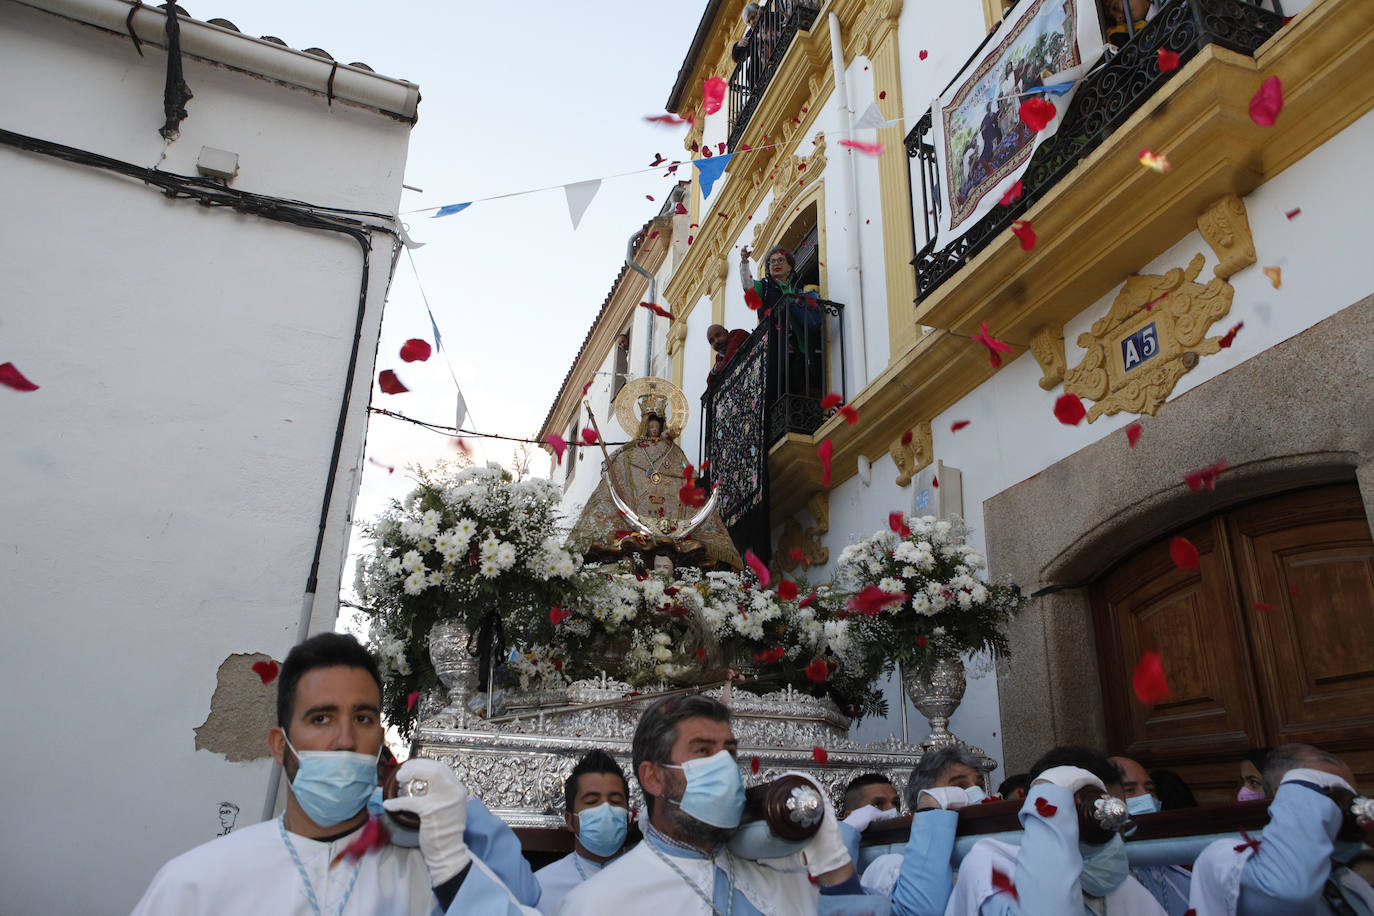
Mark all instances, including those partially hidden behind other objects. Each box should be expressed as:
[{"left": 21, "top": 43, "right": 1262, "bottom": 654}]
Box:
[
  {"left": 131, "top": 817, "right": 537, "bottom": 915},
  {"left": 534, "top": 852, "right": 603, "bottom": 915}
]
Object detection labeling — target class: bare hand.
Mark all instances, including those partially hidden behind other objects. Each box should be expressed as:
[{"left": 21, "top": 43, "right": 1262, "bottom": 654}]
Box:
[{"left": 739, "top": 245, "right": 751, "bottom": 261}]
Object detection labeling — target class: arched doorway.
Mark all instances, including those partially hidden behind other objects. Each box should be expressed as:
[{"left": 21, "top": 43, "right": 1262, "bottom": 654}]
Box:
[{"left": 1092, "top": 483, "right": 1374, "bottom": 802}]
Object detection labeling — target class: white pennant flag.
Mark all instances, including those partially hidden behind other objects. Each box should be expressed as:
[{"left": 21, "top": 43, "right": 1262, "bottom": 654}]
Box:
[
  {"left": 853, "top": 102, "right": 902, "bottom": 131},
  {"left": 455, "top": 387, "right": 468, "bottom": 430},
  {"left": 564, "top": 179, "right": 601, "bottom": 230}
]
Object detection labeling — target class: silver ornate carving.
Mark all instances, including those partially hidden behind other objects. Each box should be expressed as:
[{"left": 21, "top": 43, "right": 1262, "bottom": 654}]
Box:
[
  {"left": 428, "top": 619, "right": 480, "bottom": 721},
  {"left": 786, "top": 785, "right": 823, "bottom": 828},
  {"left": 902, "top": 656, "right": 968, "bottom": 747},
  {"left": 1093, "top": 795, "right": 1131, "bottom": 831}
]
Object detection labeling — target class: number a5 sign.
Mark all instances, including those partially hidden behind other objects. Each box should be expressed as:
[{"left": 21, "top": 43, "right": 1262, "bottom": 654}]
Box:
[{"left": 1120, "top": 322, "right": 1159, "bottom": 371}]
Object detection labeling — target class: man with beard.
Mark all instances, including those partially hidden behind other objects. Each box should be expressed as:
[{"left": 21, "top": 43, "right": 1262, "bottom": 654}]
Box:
[
  {"left": 706, "top": 324, "right": 751, "bottom": 384},
  {"left": 554, "top": 695, "right": 882, "bottom": 915}
]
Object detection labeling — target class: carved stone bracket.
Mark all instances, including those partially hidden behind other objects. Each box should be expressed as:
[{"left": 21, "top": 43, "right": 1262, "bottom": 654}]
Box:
[
  {"left": 1197, "top": 193, "right": 1256, "bottom": 280},
  {"left": 666, "top": 319, "right": 687, "bottom": 358},
  {"left": 891, "top": 422, "right": 932, "bottom": 487},
  {"left": 1028, "top": 323, "right": 1066, "bottom": 390},
  {"left": 773, "top": 489, "right": 830, "bottom": 577}
]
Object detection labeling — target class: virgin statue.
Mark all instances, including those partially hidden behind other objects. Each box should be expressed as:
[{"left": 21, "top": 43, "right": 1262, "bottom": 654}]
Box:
[{"left": 569, "top": 378, "right": 743, "bottom": 571}]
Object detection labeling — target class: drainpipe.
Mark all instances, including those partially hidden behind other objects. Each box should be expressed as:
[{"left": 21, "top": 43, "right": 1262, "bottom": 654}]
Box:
[
  {"left": 626, "top": 229, "right": 658, "bottom": 377},
  {"left": 829, "top": 11, "right": 868, "bottom": 388}
]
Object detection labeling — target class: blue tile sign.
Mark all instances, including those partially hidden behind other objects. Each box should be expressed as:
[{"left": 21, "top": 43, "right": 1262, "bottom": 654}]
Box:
[{"left": 1121, "top": 321, "right": 1160, "bottom": 371}]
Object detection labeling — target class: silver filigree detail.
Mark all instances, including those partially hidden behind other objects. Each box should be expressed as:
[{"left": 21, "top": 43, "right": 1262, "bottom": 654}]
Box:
[
  {"left": 1352, "top": 796, "right": 1374, "bottom": 824},
  {"left": 785, "top": 785, "right": 823, "bottom": 827},
  {"left": 1093, "top": 795, "right": 1131, "bottom": 831}
]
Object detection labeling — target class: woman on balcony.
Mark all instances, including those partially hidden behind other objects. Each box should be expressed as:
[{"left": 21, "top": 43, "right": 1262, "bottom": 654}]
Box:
[{"left": 739, "top": 245, "right": 826, "bottom": 399}]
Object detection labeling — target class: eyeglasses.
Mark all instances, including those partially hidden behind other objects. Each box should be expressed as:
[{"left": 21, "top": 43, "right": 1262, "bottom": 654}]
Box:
[{"left": 767, "top": 256, "right": 789, "bottom": 264}]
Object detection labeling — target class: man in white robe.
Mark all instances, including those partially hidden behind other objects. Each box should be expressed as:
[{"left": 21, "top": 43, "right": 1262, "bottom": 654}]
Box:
[
  {"left": 555, "top": 694, "right": 887, "bottom": 916},
  {"left": 1189, "top": 743, "right": 1374, "bottom": 915},
  {"left": 535, "top": 749, "right": 632, "bottom": 914},
  {"left": 132, "top": 632, "right": 537, "bottom": 915}
]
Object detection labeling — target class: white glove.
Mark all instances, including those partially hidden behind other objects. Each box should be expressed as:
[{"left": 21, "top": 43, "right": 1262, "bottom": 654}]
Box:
[
  {"left": 382, "top": 758, "right": 472, "bottom": 886},
  {"left": 1032, "top": 766, "right": 1107, "bottom": 796},
  {"left": 918, "top": 786, "right": 977, "bottom": 811},
  {"left": 1282, "top": 767, "right": 1355, "bottom": 794},
  {"left": 784, "top": 771, "right": 851, "bottom": 878},
  {"left": 842, "top": 804, "right": 888, "bottom": 831}
]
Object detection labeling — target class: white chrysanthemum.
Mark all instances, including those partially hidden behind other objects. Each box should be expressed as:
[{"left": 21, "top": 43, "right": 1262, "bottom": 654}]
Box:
[
  {"left": 453, "top": 518, "right": 478, "bottom": 541},
  {"left": 495, "top": 542, "right": 517, "bottom": 570},
  {"left": 912, "top": 593, "right": 935, "bottom": 615},
  {"left": 879, "top": 577, "right": 905, "bottom": 595},
  {"left": 400, "top": 519, "right": 423, "bottom": 541},
  {"left": 971, "top": 584, "right": 989, "bottom": 604},
  {"left": 401, "top": 550, "right": 424, "bottom": 573},
  {"left": 957, "top": 589, "right": 975, "bottom": 609},
  {"left": 652, "top": 645, "right": 672, "bottom": 661},
  {"left": 478, "top": 557, "right": 500, "bottom": 578},
  {"left": 403, "top": 571, "right": 427, "bottom": 595},
  {"left": 385, "top": 557, "right": 402, "bottom": 576},
  {"left": 902, "top": 566, "right": 918, "bottom": 578},
  {"left": 963, "top": 551, "right": 986, "bottom": 570},
  {"left": 893, "top": 541, "right": 921, "bottom": 563},
  {"left": 932, "top": 626, "right": 946, "bottom": 636},
  {"left": 824, "top": 619, "right": 851, "bottom": 654}
]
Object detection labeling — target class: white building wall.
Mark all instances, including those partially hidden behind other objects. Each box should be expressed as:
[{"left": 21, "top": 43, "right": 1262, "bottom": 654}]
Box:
[{"left": 0, "top": 5, "right": 411, "bottom": 912}]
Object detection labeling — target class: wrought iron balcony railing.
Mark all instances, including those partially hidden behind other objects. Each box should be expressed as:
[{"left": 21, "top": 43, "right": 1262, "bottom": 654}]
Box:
[
  {"left": 907, "top": 0, "right": 1285, "bottom": 301},
  {"left": 726, "top": 1, "right": 821, "bottom": 152}
]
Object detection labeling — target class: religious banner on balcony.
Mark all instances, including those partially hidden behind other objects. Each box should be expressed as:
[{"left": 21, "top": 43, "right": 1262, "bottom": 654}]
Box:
[
  {"left": 929, "top": 0, "right": 1103, "bottom": 248},
  {"left": 708, "top": 336, "right": 767, "bottom": 532}
]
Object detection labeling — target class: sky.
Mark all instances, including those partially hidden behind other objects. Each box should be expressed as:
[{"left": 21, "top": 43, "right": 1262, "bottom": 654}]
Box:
[{"left": 203, "top": 1, "right": 711, "bottom": 623}]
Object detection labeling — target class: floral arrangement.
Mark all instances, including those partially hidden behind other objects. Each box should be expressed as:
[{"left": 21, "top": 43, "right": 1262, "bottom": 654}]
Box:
[
  {"left": 832, "top": 513, "right": 1026, "bottom": 671},
  {"left": 355, "top": 462, "right": 581, "bottom": 733}
]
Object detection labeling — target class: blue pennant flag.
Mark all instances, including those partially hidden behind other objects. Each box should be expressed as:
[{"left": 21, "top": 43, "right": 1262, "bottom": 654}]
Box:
[
  {"left": 1036, "top": 81, "right": 1076, "bottom": 96},
  {"left": 694, "top": 154, "right": 734, "bottom": 199},
  {"left": 433, "top": 202, "right": 472, "bottom": 218}
]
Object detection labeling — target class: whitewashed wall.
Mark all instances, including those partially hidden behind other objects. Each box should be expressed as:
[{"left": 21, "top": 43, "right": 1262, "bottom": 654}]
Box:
[{"left": 0, "top": 5, "right": 411, "bottom": 913}]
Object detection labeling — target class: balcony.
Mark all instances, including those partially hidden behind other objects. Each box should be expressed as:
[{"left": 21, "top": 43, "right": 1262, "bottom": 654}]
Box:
[
  {"left": 907, "top": 0, "right": 1285, "bottom": 301},
  {"left": 726, "top": 0, "right": 821, "bottom": 152}
]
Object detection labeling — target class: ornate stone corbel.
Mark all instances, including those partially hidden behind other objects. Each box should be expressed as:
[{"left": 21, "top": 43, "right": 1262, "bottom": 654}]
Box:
[
  {"left": 773, "top": 490, "right": 831, "bottom": 577},
  {"left": 891, "top": 422, "right": 932, "bottom": 487},
  {"left": 1028, "top": 323, "right": 1066, "bottom": 390},
  {"left": 1197, "top": 194, "right": 1256, "bottom": 280},
  {"left": 666, "top": 319, "right": 687, "bottom": 358}
]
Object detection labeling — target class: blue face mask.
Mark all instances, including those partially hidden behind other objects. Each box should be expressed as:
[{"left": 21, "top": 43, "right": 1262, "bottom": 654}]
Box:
[
  {"left": 1079, "top": 834, "right": 1130, "bottom": 897},
  {"left": 877, "top": 806, "right": 902, "bottom": 819},
  {"left": 1126, "top": 793, "right": 1160, "bottom": 816},
  {"left": 576, "top": 803, "right": 629, "bottom": 857},
  {"left": 284, "top": 737, "right": 380, "bottom": 827},
  {"left": 663, "top": 750, "right": 747, "bottom": 828}
]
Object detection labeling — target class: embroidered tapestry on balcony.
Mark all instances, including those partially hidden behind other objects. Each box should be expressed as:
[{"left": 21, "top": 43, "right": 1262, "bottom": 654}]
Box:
[
  {"left": 709, "top": 336, "right": 767, "bottom": 534},
  {"left": 930, "top": 0, "right": 1103, "bottom": 248}
]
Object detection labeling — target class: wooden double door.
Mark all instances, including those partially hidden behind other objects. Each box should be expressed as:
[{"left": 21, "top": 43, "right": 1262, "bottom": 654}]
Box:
[{"left": 1093, "top": 484, "right": 1374, "bottom": 801}]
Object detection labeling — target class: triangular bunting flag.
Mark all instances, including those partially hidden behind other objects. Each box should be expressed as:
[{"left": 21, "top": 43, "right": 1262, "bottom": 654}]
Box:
[
  {"left": 428, "top": 309, "right": 444, "bottom": 353},
  {"left": 397, "top": 222, "right": 426, "bottom": 249},
  {"left": 433, "top": 202, "right": 471, "bottom": 218},
  {"left": 694, "top": 153, "right": 734, "bottom": 199},
  {"left": 455, "top": 387, "right": 467, "bottom": 429},
  {"left": 564, "top": 179, "right": 601, "bottom": 229},
  {"left": 853, "top": 103, "right": 901, "bottom": 131}
]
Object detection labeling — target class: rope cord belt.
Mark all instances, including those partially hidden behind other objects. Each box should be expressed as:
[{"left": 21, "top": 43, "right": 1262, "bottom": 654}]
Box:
[
  {"left": 646, "top": 841, "right": 736, "bottom": 916},
  {"left": 279, "top": 815, "right": 364, "bottom": 916}
]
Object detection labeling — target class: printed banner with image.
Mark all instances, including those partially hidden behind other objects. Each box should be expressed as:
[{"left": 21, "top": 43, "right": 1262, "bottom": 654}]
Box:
[{"left": 930, "top": 0, "right": 1103, "bottom": 248}]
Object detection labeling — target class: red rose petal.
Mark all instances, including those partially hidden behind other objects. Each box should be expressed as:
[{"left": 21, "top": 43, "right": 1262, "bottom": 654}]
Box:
[
  {"left": 839, "top": 139, "right": 884, "bottom": 156},
  {"left": 702, "top": 76, "right": 727, "bottom": 115},
  {"left": 1018, "top": 95, "right": 1057, "bottom": 132},
  {"left": 1184, "top": 459, "right": 1227, "bottom": 492},
  {"left": 818, "top": 439, "right": 833, "bottom": 487},
  {"left": 251, "top": 659, "right": 279, "bottom": 684},
  {"left": 0, "top": 362, "right": 39, "bottom": 392},
  {"left": 745, "top": 548, "right": 771, "bottom": 587},
  {"left": 751, "top": 755, "right": 761, "bottom": 774},
  {"left": 999, "top": 180, "right": 1023, "bottom": 206},
  {"left": 1169, "top": 536, "right": 1200, "bottom": 570},
  {"left": 644, "top": 114, "right": 687, "bottom": 126},
  {"left": 1249, "top": 76, "right": 1283, "bottom": 127},
  {"left": 549, "top": 607, "right": 573, "bottom": 626},
  {"left": 1157, "top": 48, "right": 1180, "bottom": 73},
  {"left": 580, "top": 428, "right": 599, "bottom": 446},
  {"left": 878, "top": 90, "right": 886, "bottom": 100},
  {"left": 1034, "top": 797, "right": 1058, "bottom": 817},
  {"left": 799, "top": 589, "right": 819, "bottom": 609},
  {"left": 1126, "top": 421, "right": 1143, "bottom": 448},
  {"left": 678, "top": 482, "right": 708, "bottom": 508},
  {"left": 1263, "top": 266, "right": 1282, "bottom": 289},
  {"left": 789, "top": 547, "right": 806, "bottom": 565},
  {"left": 581, "top": 378, "right": 595, "bottom": 397},
  {"left": 639, "top": 301, "right": 674, "bottom": 320},
  {"left": 1011, "top": 219, "right": 1037, "bottom": 251},
  {"left": 1285, "top": 208, "right": 1301, "bottom": 220},
  {"left": 1132, "top": 650, "right": 1171, "bottom": 705},
  {"left": 779, "top": 580, "right": 798, "bottom": 601},
  {"left": 674, "top": 202, "right": 688, "bottom": 215},
  {"left": 901, "top": 429, "right": 914, "bottom": 446},
  {"left": 812, "top": 746, "right": 829, "bottom": 765},
  {"left": 847, "top": 585, "right": 908, "bottom": 616},
  {"left": 805, "top": 658, "right": 829, "bottom": 684},
  {"left": 544, "top": 434, "right": 567, "bottom": 465},
  {"left": 992, "top": 865, "right": 1019, "bottom": 900},
  {"left": 399, "top": 338, "right": 432, "bottom": 362},
  {"left": 931, "top": 475, "right": 939, "bottom": 488},
  {"left": 1053, "top": 392, "right": 1086, "bottom": 425},
  {"left": 919, "top": 50, "right": 929, "bottom": 60},
  {"left": 406, "top": 691, "right": 420, "bottom": 711},
  {"left": 331, "top": 815, "right": 391, "bottom": 869},
  {"left": 1217, "top": 322, "right": 1244, "bottom": 349},
  {"left": 838, "top": 404, "right": 859, "bottom": 425},
  {"left": 377, "top": 370, "right": 408, "bottom": 395},
  {"left": 367, "top": 456, "right": 396, "bottom": 475},
  {"left": 1253, "top": 601, "right": 1279, "bottom": 612},
  {"left": 950, "top": 420, "right": 971, "bottom": 432},
  {"left": 820, "top": 392, "right": 843, "bottom": 410},
  {"left": 888, "top": 512, "right": 911, "bottom": 538}
]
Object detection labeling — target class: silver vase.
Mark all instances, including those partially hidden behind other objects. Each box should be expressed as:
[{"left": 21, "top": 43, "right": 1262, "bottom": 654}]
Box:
[
  {"left": 902, "top": 655, "right": 967, "bottom": 747},
  {"left": 429, "top": 618, "right": 480, "bottom": 721}
]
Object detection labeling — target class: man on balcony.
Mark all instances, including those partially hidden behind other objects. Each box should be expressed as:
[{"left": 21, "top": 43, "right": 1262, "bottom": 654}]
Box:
[{"left": 707, "top": 324, "right": 751, "bottom": 384}]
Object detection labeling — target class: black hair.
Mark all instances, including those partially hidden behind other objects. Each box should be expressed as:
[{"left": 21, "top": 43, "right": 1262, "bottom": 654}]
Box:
[
  {"left": 843, "top": 773, "right": 895, "bottom": 813},
  {"left": 632, "top": 694, "right": 731, "bottom": 814},
  {"left": 1242, "top": 747, "right": 1273, "bottom": 771},
  {"left": 997, "top": 773, "right": 1031, "bottom": 799},
  {"left": 564, "top": 749, "right": 630, "bottom": 813},
  {"left": 276, "top": 632, "right": 383, "bottom": 729},
  {"left": 1149, "top": 769, "right": 1197, "bottom": 810},
  {"left": 1027, "top": 745, "right": 1122, "bottom": 789}
]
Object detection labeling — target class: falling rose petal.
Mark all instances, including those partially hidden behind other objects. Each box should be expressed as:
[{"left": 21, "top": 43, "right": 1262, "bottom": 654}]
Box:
[
  {"left": 931, "top": 475, "right": 939, "bottom": 488},
  {"left": 1285, "top": 207, "right": 1301, "bottom": 220},
  {"left": 0, "top": 362, "right": 39, "bottom": 392},
  {"left": 818, "top": 439, "right": 833, "bottom": 487},
  {"left": 1132, "top": 650, "right": 1171, "bottom": 705},
  {"left": 950, "top": 420, "right": 971, "bottom": 433},
  {"left": 1248, "top": 76, "right": 1283, "bottom": 127},
  {"left": 838, "top": 404, "right": 859, "bottom": 425},
  {"left": 251, "top": 659, "right": 279, "bottom": 684},
  {"left": 580, "top": 428, "right": 599, "bottom": 446},
  {"left": 1184, "top": 459, "right": 1227, "bottom": 492},
  {"left": 1169, "top": 536, "right": 1200, "bottom": 570},
  {"left": 745, "top": 288, "right": 763, "bottom": 311},
  {"left": 999, "top": 179, "right": 1023, "bottom": 206},
  {"left": 1126, "top": 421, "right": 1143, "bottom": 448},
  {"left": 1011, "top": 219, "right": 1037, "bottom": 251},
  {"left": 1034, "top": 797, "right": 1058, "bottom": 817},
  {"left": 406, "top": 691, "right": 420, "bottom": 711},
  {"left": 702, "top": 145, "right": 713, "bottom": 159},
  {"left": 1253, "top": 601, "right": 1279, "bottom": 612},
  {"left": 646, "top": 195, "right": 655, "bottom": 201},
  {"left": 812, "top": 746, "right": 829, "bottom": 765},
  {"left": 544, "top": 434, "right": 567, "bottom": 465},
  {"left": 1018, "top": 95, "right": 1057, "bottom": 132},
  {"left": 399, "top": 338, "right": 432, "bottom": 362},
  {"left": 1263, "top": 266, "right": 1282, "bottom": 289},
  {"left": 916, "top": 635, "right": 929, "bottom": 647},
  {"left": 549, "top": 607, "right": 573, "bottom": 626},
  {"left": 1217, "top": 322, "right": 1244, "bottom": 349},
  {"left": 367, "top": 456, "right": 396, "bottom": 474},
  {"left": 745, "top": 549, "right": 771, "bottom": 587},
  {"left": 820, "top": 392, "right": 843, "bottom": 410},
  {"left": 888, "top": 512, "right": 911, "bottom": 538},
  {"left": 674, "top": 202, "right": 688, "bottom": 215},
  {"left": 799, "top": 589, "right": 819, "bottom": 609},
  {"left": 751, "top": 755, "right": 761, "bottom": 774},
  {"left": 678, "top": 482, "right": 708, "bottom": 508},
  {"left": 789, "top": 546, "right": 807, "bottom": 565},
  {"left": 650, "top": 153, "right": 666, "bottom": 166},
  {"left": 847, "top": 585, "right": 908, "bottom": 616},
  {"left": 1054, "top": 392, "right": 1086, "bottom": 425},
  {"left": 779, "top": 580, "right": 799, "bottom": 601},
  {"left": 1138, "top": 149, "right": 1172, "bottom": 172},
  {"left": 805, "top": 658, "right": 830, "bottom": 684},
  {"left": 839, "top": 139, "right": 885, "bottom": 156},
  {"left": 1157, "top": 48, "right": 1180, "bottom": 72},
  {"left": 991, "top": 866, "right": 1019, "bottom": 901},
  {"left": 639, "top": 301, "right": 674, "bottom": 320},
  {"left": 331, "top": 816, "right": 391, "bottom": 869},
  {"left": 377, "top": 370, "right": 408, "bottom": 395},
  {"left": 702, "top": 76, "right": 727, "bottom": 115},
  {"left": 581, "top": 378, "right": 595, "bottom": 397},
  {"left": 718, "top": 142, "right": 727, "bottom": 155},
  {"left": 644, "top": 114, "right": 687, "bottom": 126},
  {"left": 901, "top": 429, "right": 913, "bottom": 446},
  {"left": 878, "top": 90, "right": 887, "bottom": 100},
  {"left": 919, "top": 49, "right": 929, "bottom": 60}
]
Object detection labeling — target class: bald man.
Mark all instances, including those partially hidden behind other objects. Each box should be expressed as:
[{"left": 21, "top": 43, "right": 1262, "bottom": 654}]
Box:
[
  {"left": 706, "top": 324, "right": 751, "bottom": 383},
  {"left": 1110, "top": 755, "right": 1190, "bottom": 916}
]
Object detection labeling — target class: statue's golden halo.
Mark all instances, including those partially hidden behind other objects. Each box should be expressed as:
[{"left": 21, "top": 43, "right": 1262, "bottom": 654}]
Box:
[{"left": 613, "top": 377, "right": 689, "bottom": 439}]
